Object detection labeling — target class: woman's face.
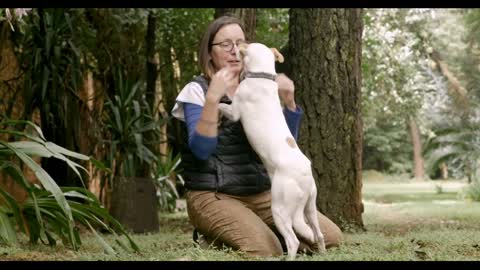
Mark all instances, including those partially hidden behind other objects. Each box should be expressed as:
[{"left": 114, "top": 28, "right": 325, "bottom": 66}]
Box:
[{"left": 210, "top": 24, "right": 246, "bottom": 76}]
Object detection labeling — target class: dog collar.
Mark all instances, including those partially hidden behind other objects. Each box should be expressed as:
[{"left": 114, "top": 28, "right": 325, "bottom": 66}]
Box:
[{"left": 244, "top": 72, "right": 277, "bottom": 81}]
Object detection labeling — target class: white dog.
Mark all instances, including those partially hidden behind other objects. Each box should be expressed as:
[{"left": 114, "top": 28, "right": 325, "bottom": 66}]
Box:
[{"left": 218, "top": 43, "right": 326, "bottom": 260}]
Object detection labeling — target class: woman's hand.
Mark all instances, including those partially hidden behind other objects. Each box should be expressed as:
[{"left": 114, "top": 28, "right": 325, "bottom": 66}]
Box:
[
  {"left": 206, "top": 67, "right": 239, "bottom": 103},
  {"left": 276, "top": 73, "right": 296, "bottom": 111},
  {"left": 198, "top": 67, "right": 238, "bottom": 137}
]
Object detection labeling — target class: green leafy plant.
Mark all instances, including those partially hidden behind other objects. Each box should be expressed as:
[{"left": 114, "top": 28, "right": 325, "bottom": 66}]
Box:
[
  {"left": 363, "top": 122, "right": 412, "bottom": 174},
  {"left": 0, "top": 8, "right": 32, "bottom": 32},
  {"left": 103, "top": 68, "right": 164, "bottom": 180},
  {"left": 13, "top": 8, "right": 94, "bottom": 187},
  {"left": 460, "top": 181, "right": 480, "bottom": 202},
  {"left": 0, "top": 119, "right": 139, "bottom": 253},
  {"left": 423, "top": 124, "right": 480, "bottom": 182},
  {"left": 434, "top": 183, "right": 444, "bottom": 194},
  {"left": 152, "top": 150, "right": 184, "bottom": 213}
]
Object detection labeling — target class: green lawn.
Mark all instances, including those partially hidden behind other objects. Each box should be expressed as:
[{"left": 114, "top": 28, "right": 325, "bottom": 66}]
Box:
[{"left": 1, "top": 175, "right": 480, "bottom": 261}]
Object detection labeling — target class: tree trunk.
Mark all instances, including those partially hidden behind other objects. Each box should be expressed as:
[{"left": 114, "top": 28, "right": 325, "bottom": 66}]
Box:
[
  {"left": 137, "top": 11, "right": 160, "bottom": 178},
  {"left": 110, "top": 177, "right": 159, "bottom": 233},
  {"left": 429, "top": 50, "right": 468, "bottom": 99},
  {"left": 0, "top": 22, "right": 44, "bottom": 202},
  {"left": 215, "top": 8, "right": 257, "bottom": 42},
  {"left": 289, "top": 8, "right": 364, "bottom": 231},
  {"left": 440, "top": 162, "right": 448, "bottom": 180},
  {"left": 160, "top": 37, "right": 182, "bottom": 158},
  {"left": 146, "top": 11, "right": 158, "bottom": 111},
  {"left": 408, "top": 117, "right": 424, "bottom": 181}
]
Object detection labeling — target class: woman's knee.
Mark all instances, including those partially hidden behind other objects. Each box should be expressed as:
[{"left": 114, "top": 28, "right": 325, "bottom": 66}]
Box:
[
  {"left": 237, "top": 233, "right": 284, "bottom": 257},
  {"left": 316, "top": 211, "right": 343, "bottom": 248},
  {"left": 186, "top": 191, "right": 284, "bottom": 257},
  {"left": 325, "top": 224, "right": 343, "bottom": 248},
  {"left": 322, "top": 219, "right": 343, "bottom": 248}
]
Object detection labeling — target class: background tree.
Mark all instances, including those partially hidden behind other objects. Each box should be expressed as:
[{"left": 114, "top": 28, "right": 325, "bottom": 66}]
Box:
[
  {"left": 422, "top": 9, "right": 480, "bottom": 187},
  {"left": 361, "top": 9, "right": 480, "bottom": 187},
  {"left": 404, "top": 9, "right": 476, "bottom": 181},
  {"left": 463, "top": 9, "right": 480, "bottom": 101},
  {"left": 214, "top": 8, "right": 256, "bottom": 42},
  {"left": 361, "top": 9, "right": 445, "bottom": 180},
  {"left": 256, "top": 9, "right": 289, "bottom": 49},
  {"left": 158, "top": 9, "right": 213, "bottom": 179},
  {"left": 289, "top": 8, "right": 364, "bottom": 230}
]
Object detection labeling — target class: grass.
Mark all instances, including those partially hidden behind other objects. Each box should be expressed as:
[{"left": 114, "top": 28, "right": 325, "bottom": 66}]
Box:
[{"left": 1, "top": 172, "right": 480, "bottom": 261}]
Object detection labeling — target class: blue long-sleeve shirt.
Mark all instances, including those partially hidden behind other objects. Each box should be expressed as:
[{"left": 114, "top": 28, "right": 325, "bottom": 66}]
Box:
[{"left": 184, "top": 102, "right": 304, "bottom": 160}]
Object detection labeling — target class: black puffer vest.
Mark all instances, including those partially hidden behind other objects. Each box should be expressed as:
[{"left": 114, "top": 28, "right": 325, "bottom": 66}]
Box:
[{"left": 180, "top": 75, "right": 271, "bottom": 196}]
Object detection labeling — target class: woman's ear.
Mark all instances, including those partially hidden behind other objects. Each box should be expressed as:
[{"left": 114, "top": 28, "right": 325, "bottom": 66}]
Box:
[{"left": 270, "top": 48, "right": 284, "bottom": 63}]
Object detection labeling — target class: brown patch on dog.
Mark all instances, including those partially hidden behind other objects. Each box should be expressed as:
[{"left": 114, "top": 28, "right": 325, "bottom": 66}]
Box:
[{"left": 286, "top": 137, "right": 296, "bottom": 148}]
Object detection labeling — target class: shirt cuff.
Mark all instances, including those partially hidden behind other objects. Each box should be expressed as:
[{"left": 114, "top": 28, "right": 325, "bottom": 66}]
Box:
[{"left": 284, "top": 105, "right": 304, "bottom": 116}]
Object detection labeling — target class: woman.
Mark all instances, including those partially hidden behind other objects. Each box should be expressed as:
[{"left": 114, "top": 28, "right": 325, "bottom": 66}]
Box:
[{"left": 171, "top": 15, "right": 342, "bottom": 258}]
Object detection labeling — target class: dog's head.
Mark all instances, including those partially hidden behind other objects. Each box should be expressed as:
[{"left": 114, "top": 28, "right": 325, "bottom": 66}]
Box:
[{"left": 236, "top": 43, "right": 284, "bottom": 75}]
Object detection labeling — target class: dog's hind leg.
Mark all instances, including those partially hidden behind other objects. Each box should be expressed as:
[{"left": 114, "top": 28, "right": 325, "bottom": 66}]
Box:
[
  {"left": 271, "top": 175, "right": 302, "bottom": 260},
  {"left": 304, "top": 183, "right": 326, "bottom": 253},
  {"left": 292, "top": 198, "right": 315, "bottom": 245},
  {"left": 272, "top": 204, "right": 299, "bottom": 260}
]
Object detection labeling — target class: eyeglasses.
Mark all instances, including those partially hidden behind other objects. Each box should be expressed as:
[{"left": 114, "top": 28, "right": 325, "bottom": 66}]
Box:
[{"left": 210, "top": 39, "right": 247, "bottom": 52}]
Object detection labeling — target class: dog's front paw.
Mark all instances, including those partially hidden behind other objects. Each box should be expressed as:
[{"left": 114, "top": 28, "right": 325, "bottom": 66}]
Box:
[{"left": 218, "top": 103, "right": 235, "bottom": 120}]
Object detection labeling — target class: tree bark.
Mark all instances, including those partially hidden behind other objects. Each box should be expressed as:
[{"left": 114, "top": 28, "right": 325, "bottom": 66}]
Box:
[
  {"left": 408, "top": 117, "right": 424, "bottom": 181},
  {"left": 110, "top": 177, "right": 159, "bottom": 233},
  {"left": 429, "top": 50, "right": 467, "bottom": 98},
  {"left": 146, "top": 11, "right": 158, "bottom": 111},
  {"left": 440, "top": 162, "right": 448, "bottom": 180},
  {"left": 215, "top": 8, "right": 257, "bottom": 42},
  {"left": 289, "top": 8, "right": 364, "bottom": 231}
]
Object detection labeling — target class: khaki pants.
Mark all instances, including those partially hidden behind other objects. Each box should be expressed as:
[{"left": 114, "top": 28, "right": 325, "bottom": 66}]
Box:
[{"left": 186, "top": 190, "right": 343, "bottom": 257}]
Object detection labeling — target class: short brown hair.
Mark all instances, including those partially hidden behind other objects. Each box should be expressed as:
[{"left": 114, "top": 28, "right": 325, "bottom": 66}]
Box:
[{"left": 198, "top": 15, "right": 245, "bottom": 80}]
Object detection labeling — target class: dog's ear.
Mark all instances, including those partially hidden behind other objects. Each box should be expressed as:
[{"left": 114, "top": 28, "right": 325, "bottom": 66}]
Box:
[
  {"left": 235, "top": 43, "right": 248, "bottom": 62},
  {"left": 270, "top": 48, "right": 284, "bottom": 63},
  {"left": 238, "top": 43, "right": 248, "bottom": 56}
]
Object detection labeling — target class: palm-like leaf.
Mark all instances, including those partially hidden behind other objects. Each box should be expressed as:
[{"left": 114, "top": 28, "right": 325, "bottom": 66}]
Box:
[
  {"left": 0, "top": 120, "right": 139, "bottom": 252},
  {"left": 103, "top": 68, "right": 164, "bottom": 178},
  {"left": 153, "top": 150, "right": 184, "bottom": 212},
  {"left": 424, "top": 124, "right": 480, "bottom": 180},
  {"left": 0, "top": 210, "right": 17, "bottom": 245}
]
